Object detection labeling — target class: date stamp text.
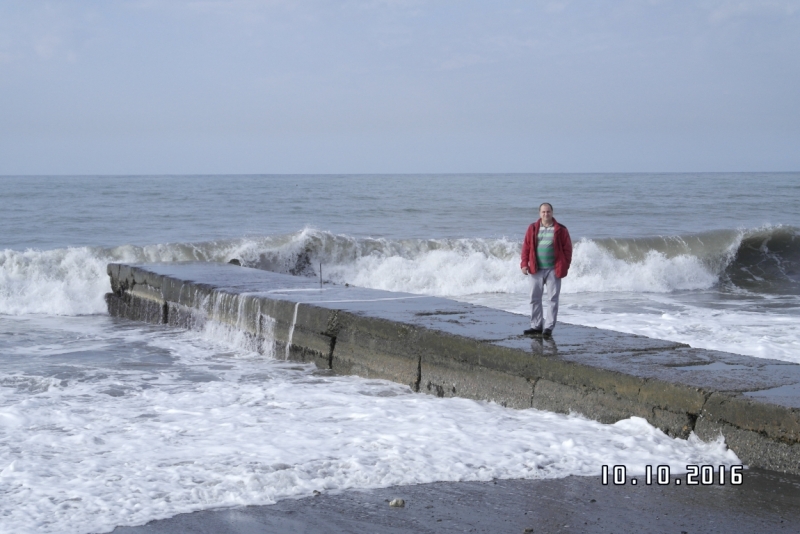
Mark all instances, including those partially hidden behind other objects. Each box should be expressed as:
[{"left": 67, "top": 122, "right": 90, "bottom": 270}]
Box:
[{"left": 601, "top": 465, "right": 744, "bottom": 486}]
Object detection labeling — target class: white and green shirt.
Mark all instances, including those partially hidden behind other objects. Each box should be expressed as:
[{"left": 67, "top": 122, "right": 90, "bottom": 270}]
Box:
[{"left": 535, "top": 225, "right": 555, "bottom": 269}]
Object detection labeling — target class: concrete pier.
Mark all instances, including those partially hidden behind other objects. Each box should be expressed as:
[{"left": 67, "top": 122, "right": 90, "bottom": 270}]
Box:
[{"left": 106, "top": 262, "right": 800, "bottom": 475}]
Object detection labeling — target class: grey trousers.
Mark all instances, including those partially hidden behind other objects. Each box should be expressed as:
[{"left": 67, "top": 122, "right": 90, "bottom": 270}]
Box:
[{"left": 529, "top": 268, "right": 561, "bottom": 330}]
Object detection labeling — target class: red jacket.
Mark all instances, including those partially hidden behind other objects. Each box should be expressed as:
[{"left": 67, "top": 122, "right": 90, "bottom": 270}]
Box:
[{"left": 520, "top": 218, "right": 573, "bottom": 278}]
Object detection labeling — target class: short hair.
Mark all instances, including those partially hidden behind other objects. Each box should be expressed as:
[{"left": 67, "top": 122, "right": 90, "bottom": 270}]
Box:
[{"left": 539, "top": 202, "right": 553, "bottom": 212}]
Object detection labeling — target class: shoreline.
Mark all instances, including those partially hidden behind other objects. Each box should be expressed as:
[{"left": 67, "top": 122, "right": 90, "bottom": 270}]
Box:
[{"left": 112, "top": 469, "right": 800, "bottom": 533}]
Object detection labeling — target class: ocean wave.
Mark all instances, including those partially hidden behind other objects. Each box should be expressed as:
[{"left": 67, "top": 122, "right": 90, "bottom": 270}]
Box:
[
  {"left": 1, "top": 226, "right": 797, "bottom": 316},
  {"left": 723, "top": 226, "right": 800, "bottom": 294},
  {"left": 0, "top": 238, "right": 283, "bottom": 315},
  {"left": 242, "top": 226, "right": 797, "bottom": 296},
  {"left": 577, "top": 226, "right": 799, "bottom": 295}
]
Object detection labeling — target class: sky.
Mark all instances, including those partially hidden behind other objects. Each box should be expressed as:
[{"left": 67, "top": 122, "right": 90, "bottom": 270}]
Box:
[{"left": 1, "top": 0, "right": 799, "bottom": 174}]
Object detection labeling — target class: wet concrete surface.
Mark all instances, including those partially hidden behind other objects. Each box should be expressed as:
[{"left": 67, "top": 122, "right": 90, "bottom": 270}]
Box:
[
  {"left": 114, "top": 262, "right": 800, "bottom": 402},
  {"left": 113, "top": 469, "right": 800, "bottom": 534}
]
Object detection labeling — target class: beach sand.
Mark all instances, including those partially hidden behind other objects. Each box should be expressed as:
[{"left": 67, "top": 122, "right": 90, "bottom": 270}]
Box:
[{"left": 113, "top": 468, "right": 800, "bottom": 533}]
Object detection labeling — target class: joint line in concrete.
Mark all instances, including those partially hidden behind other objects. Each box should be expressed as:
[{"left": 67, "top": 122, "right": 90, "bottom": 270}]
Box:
[
  {"left": 305, "top": 296, "right": 432, "bottom": 304},
  {"left": 282, "top": 296, "right": 428, "bottom": 361},
  {"left": 529, "top": 377, "right": 540, "bottom": 409},
  {"left": 266, "top": 289, "right": 328, "bottom": 294},
  {"left": 285, "top": 302, "right": 300, "bottom": 360}
]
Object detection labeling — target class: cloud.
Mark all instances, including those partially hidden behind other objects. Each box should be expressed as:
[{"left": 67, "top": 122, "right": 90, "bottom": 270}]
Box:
[
  {"left": 544, "top": 1, "right": 571, "bottom": 13},
  {"left": 439, "top": 53, "right": 487, "bottom": 71},
  {"left": 0, "top": 3, "right": 87, "bottom": 64},
  {"left": 1, "top": 1, "right": 799, "bottom": 173},
  {"left": 33, "top": 34, "right": 62, "bottom": 60},
  {"left": 708, "top": 0, "right": 800, "bottom": 22},
  {"left": 126, "top": 0, "right": 293, "bottom": 15}
]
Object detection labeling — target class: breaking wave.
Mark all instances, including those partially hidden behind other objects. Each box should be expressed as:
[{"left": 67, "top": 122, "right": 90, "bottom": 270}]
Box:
[{"left": 1, "top": 226, "right": 797, "bottom": 316}]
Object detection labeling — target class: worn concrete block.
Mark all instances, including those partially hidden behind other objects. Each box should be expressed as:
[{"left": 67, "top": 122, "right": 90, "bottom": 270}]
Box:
[
  {"left": 638, "top": 379, "right": 708, "bottom": 415},
  {"left": 534, "top": 361, "right": 644, "bottom": 401},
  {"left": 650, "top": 408, "right": 696, "bottom": 439},
  {"left": 332, "top": 338, "right": 419, "bottom": 391},
  {"left": 415, "top": 330, "right": 523, "bottom": 372},
  {"left": 283, "top": 343, "right": 331, "bottom": 369},
  {"left": 293, "top": 305, "right": 338, "bottom": 337},
  {"left": 421, "top": 358, "right": 533, "bottom": 409},
  {"left": 695, "top": 418, "right": 800, "bottom": 473},
  {"left": 532, "top": 379, "right": 644, "bottom": 423},
  {"left": 531, "top": 379, "right": 693, "bottom": 437},
  {"left": 255, "top": 299, "right": 301, "bottom": 343},
  {"left": 288, "top": 328, "right": 335, "bottom": 364},
  {"left": 105, "top": 262, "right": 800, "bottom": 476},
  {"left": 129, "top": 283, "right": 164, "bottom": 303},
  {"left": 701, "top": 393, "right": 800, "bottom": 444},
  {"left": 105, "top": 293, "right": 165, "bottom": 325},
  {"left": 166, "top": 302, "right": 205, "bottom": 330}
]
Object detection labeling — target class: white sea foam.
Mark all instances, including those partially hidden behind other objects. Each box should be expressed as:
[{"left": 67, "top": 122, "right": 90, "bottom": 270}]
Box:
[
  {"left": 0, "top": 229, "right": 732, "bottom": 315},
  {"left": 0, "top": 320, "right": 739, "bottom": 534},
  {"left": 325, "top": 241, "right": 527, "bottom": 296},
  {"left": 0, "top": 238, "right": 271, "bottom": 316},
  {"left": 1, "top": 227, "right": 797, "bottom": 362},
  {"left": 0, "top": 227, "right": 781, "bottom": 531},
  {"left": 0, "top": 247, "right": 111, "bottom": 315},
  {"left": 566, "top": 239, "right": 719, "bottom": 293},
  {"left": 557, "top": 293, "right": 800, "bottom": 363},
  {"left": 323, "top": 237, "right": 721, "bottom": 297},
  {"left": 0, "top": 228, "right": 750, "bottom": 316}
]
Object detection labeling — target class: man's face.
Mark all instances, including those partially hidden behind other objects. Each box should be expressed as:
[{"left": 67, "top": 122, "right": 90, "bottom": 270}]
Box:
[{"left": 539, "top": 204, "right": 553, "bottom": 225}]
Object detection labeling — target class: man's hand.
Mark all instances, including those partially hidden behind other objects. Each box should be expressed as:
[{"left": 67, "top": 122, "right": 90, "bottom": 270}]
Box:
[{"left": 521, "top": 267, "right": 530, "bottom": 275}]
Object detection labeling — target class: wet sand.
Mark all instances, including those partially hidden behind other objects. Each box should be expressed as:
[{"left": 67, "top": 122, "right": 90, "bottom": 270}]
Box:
[{"left": 113, "top": 468, "right": 800, "bottom": 533}]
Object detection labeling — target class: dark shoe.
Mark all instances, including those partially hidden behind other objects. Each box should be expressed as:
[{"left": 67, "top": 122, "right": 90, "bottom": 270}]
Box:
[
  {"left": 542, "top": 328, "right": 553, "bottom": 338},
  {"left": 523, "top": 328, "right": 543, "bottom": 336}
]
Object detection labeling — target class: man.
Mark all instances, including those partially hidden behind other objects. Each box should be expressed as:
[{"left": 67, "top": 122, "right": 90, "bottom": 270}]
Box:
[{"left": 520, "top": 202, "right": 573, "bottom": 337}]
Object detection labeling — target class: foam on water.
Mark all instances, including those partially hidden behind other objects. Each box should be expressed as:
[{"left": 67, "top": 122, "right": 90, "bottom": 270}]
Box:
[
  {"left": 306, "top": 228, "right": 799, "bottom": 362},
  {"left": 0, "top": 237, "right": 283, "bottom": 315},
  {"left": 0, "top": 247, "right": 111, "bottom": 315},
  {"left": 556, "top": 293, "right": 800, "bottom": 363},
  {"left": 567, "top": 239, "right": 720, "bottom": 293},
  {"left": 0, "top": 226, "right": 793, "bottom": 314},
  {"left": 0, "top": 316, "right": 739, "bottom": 534},
  {"left": 2, "top": 226, "right": 799, "bottom": 362},
  {"left": 321, "top": 236, "right": 722, "bottom": 296},
  {"left": 0, "top": 230, "right": 791, "bottom": 531}
]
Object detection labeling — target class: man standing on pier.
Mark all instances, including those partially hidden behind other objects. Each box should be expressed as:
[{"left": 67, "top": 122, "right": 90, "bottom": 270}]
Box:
[{"left": 520, "top": 203, "right": 573, "bottom": 337}]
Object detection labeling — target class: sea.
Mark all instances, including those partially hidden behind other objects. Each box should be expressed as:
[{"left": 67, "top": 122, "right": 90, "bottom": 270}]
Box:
[{"left": 1, "top": 173, "right": 797, "bottom": 533}]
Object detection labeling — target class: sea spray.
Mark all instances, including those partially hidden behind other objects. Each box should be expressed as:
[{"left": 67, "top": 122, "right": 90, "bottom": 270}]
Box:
[
  {"left": 567, "top": 239, "right": 719, "bottom": 293},
  {"left": 0, "top": 247, "right": 111, "bottom": 315},
  {"left": 2, "top": 226, "right": 798, "bottom": 316}
]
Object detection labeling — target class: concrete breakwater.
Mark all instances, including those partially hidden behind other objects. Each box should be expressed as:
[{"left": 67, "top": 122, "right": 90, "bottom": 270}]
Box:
[{"left": 106, "top": 262, "right": 800, "bottom": 475}]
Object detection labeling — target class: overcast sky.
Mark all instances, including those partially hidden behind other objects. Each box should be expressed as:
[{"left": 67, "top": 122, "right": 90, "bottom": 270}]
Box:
[{"left": 1, "top": 0, "right": 799, "bottom": 174}]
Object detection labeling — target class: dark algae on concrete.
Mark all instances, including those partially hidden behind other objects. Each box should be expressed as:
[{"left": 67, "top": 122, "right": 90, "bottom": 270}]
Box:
[{"left": 106, "top": 262, "right": 800, "bottom": 475}]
